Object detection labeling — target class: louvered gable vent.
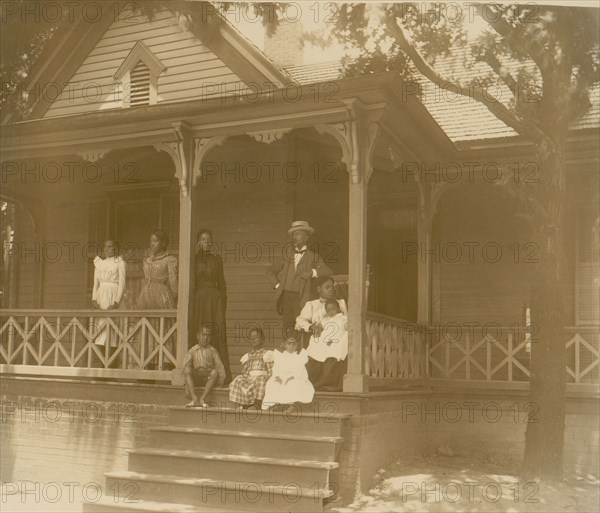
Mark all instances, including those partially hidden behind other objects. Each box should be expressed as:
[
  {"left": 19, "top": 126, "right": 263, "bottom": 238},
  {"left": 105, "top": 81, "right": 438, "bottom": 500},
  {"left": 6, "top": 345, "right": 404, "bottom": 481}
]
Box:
[
  {"left": 130, "top": 61, "right": 151, "bottom": 106},
  {"left": 114, "top": 41, "right": 165, "bottom": 108}
]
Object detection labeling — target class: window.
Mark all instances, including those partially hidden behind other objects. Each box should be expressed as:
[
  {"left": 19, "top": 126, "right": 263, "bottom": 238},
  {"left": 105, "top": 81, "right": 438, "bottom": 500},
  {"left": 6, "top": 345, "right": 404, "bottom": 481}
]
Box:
[{"left": 576, "top": 209, "right": 600, "bottom": 325}]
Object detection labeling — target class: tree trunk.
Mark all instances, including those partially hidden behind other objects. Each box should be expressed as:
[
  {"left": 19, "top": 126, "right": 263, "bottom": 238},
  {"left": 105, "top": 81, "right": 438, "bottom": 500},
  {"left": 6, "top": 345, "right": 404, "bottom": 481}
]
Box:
[{"left": 522, "top": 138, "right": 567, "bottom": 482}]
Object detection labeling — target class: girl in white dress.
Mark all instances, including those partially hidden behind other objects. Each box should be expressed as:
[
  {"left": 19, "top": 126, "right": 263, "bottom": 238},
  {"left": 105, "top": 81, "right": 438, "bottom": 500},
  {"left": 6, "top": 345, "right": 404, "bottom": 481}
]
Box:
[
  {"left": 92, "top": 239, "right": 126, "bottom": 348},
  {"left": 262, "top": 337, "right": 314, "bottom": 411}
]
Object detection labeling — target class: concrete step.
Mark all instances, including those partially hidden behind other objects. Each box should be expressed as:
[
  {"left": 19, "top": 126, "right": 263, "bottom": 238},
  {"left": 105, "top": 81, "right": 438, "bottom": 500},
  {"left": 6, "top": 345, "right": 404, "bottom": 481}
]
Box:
[
  {"left": 149, "top": 425, "right": 343, "bottom": 462},
  {"left": 168, "top": 406, "right": 349, "bottom": 437},
  {"left": 105, "top": 471, "right": 333, "bottom": 513},
  {"left": 128, "top": 448, "right": 338, "bottom": 488},
  {"left": 82, "top": 497, "right": 234, "bottom": 512}
]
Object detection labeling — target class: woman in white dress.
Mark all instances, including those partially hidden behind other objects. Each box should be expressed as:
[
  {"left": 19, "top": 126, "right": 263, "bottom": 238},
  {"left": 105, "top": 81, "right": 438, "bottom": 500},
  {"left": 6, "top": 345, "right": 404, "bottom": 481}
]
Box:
[
  {"left": 92, "top": 239, "right": 126, "bottom": 350},
  {"left": 262, "top": 337, "right": 314, "bottom": 411},
  {"left": 295, "top": 276, "right": 348, "bottom": 391}
]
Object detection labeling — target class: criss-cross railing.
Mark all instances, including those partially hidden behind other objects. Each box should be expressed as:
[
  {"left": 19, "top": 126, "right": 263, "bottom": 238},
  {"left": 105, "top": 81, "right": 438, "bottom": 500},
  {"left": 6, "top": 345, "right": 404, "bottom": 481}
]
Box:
[
  {"left": 0, "top": 309, "right": 177, "bottom": 380},
  {"left": 364, "top": 313, "right": 599, "bottom": 388},
  {"left": 424, "top": 324, "right": 531, "bottom": 382},
  {"left": 565, "top": 327, "right": 599, "bottom": 384}
]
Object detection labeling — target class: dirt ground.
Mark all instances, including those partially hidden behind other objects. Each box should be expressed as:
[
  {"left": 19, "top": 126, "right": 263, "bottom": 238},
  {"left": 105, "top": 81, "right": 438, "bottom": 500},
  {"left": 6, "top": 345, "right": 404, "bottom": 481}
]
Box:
[{"left": 331, "top": 451, "right": 600, "bottom": 513}]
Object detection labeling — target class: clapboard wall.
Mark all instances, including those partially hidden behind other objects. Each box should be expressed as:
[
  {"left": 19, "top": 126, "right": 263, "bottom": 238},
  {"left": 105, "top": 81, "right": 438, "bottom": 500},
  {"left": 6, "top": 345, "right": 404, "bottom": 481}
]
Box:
[
  {"left": 44, "top": 7, "right": 246, "bottom": 117},
  {"left": 195, "top": 139, "right": 293, "bottom": 376},
  {"left": 433, "top": 184, "right": 533, "bottom": 326}
]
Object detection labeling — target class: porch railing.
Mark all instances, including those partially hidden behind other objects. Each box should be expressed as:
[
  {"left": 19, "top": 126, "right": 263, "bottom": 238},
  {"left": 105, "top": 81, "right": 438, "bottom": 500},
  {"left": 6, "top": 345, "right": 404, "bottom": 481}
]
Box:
[
  {"left": 425, "top": 324, "right": 531, "bottom": 381},
  {"left": 565, "top": 327, "right": 599, "bottom": 384},
  {"left": 364, "top": 314, "right": 599, "bottom": 388},
  {"left": 365, "top": 312, "right": 425, "bottom": 380},
  {"left": 0, "top": 309, "right": 177, "bottom": 380}
]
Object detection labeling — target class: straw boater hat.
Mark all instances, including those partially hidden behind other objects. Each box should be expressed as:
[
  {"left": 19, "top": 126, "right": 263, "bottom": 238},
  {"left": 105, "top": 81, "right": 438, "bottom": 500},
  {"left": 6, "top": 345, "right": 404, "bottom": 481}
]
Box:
[{"left": 288, "top": 220, "right": 315, "bottom": 235}]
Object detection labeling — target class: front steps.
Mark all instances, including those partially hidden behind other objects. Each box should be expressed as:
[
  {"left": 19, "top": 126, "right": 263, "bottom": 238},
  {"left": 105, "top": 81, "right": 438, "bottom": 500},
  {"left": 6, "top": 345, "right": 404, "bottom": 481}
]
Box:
[{"left": 83, "top": 405, "right": 349, "bottom": 512}]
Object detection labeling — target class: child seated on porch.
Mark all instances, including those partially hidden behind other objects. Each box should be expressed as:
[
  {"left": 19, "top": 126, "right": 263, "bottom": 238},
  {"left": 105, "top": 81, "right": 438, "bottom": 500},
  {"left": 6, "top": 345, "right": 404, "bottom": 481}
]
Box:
[
  {"left": 183, "top": 324, "right": 226, "bottom": 408},
  {"left": 229, "top": 327, "right": 273, "bottom": 409},
  {"left": 262, "top": 336, "right": 314, "bottom": 413},
  {"left": 309, "top": 299, "right": 348, "bottom": 363}
]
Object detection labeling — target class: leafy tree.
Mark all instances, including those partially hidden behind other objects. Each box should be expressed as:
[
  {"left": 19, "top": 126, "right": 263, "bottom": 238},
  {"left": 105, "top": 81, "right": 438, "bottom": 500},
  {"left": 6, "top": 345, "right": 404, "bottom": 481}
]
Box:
[{"left": 344, "top": 3, "right": 598, "bottom": 481}]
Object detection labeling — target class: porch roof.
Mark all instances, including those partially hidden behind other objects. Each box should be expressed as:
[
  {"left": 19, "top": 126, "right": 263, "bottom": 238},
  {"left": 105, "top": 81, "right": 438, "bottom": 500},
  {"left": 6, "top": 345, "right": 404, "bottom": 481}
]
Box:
[{"left": 0, "top": 72, "right": 454, "bottom": 165}]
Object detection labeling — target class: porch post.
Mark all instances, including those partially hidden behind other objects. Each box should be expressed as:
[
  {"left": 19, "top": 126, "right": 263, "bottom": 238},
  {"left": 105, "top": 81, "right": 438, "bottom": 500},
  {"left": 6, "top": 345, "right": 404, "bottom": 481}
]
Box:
[
  {"left": 344, "top": 177, "right": 369, "bottom": 392},
  {"left": 416, "top": 183, "right": 431, "bottom": 324},
  {"left": 342, "top": 101, "right": 382, "bottom": 394},
  {"left": 154, "top": 123, "right": 198, "bottom": 385},
  {"left": 174, "top": 185, "right": 196, "bottom": 384},
  {"left": 416, "top": 183, "right": 432, "bottom": 379}
]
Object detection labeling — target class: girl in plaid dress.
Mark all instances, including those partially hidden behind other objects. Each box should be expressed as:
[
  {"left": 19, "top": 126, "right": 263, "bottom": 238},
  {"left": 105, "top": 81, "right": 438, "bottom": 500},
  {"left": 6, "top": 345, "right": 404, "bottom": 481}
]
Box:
[{"left": 229, "top": 328, "right": 273, "bottom": 409}]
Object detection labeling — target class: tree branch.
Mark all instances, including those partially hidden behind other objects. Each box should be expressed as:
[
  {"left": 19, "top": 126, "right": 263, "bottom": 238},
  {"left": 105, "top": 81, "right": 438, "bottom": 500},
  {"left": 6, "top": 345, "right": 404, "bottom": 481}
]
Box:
[
  {"left": 385, "top": 15, "right": 547, "bottom": 143},
  {"left": 479, "top": 51, "right": 519, "bottom": 96},
  {"left": 477, "top": 4, "right": 554, "bottom": 76}
]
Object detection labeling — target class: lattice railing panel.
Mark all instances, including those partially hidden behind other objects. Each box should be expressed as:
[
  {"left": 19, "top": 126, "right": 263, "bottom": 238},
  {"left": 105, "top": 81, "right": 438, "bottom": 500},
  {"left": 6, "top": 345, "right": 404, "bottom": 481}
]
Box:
[
  {"left": 365, "top": 312, "right": 424, "bottom": 379},
  {"left": 566, "top": 328, "right": 599, "bottom": 384},
  {"left": 424, "top": 325, "right": 599, "bottom": 384},
  {"left": 0, "top": 310, "right": 177, "bottom": 372}
]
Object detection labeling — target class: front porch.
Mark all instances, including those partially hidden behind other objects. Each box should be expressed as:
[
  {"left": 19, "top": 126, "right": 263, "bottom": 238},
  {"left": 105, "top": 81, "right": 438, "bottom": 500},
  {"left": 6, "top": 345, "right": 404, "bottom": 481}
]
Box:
[
  {"left": 1, "top": 309, "right": 598, "bottom": 392},
  {"left": 1, "top": 75, "right": 598, "bottom": 394}
]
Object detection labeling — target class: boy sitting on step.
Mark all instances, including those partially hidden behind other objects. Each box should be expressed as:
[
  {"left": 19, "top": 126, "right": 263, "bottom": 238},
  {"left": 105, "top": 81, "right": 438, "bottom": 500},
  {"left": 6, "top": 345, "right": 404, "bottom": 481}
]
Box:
[{"left": 183, "top": 324, "right": 226, "bottom": 408}]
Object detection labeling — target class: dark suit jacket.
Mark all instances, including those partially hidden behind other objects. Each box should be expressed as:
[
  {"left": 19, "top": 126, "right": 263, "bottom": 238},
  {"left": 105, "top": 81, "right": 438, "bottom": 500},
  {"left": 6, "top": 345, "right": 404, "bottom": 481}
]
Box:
[{"left": 266, "top": 248, "right": 333, "bottom": 312}]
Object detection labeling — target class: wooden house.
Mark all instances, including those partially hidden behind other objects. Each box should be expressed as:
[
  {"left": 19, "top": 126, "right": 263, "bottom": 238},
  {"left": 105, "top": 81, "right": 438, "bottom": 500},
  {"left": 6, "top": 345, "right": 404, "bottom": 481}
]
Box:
[{"left": 1, "top": 3, "right": 598, "bottom": 509}]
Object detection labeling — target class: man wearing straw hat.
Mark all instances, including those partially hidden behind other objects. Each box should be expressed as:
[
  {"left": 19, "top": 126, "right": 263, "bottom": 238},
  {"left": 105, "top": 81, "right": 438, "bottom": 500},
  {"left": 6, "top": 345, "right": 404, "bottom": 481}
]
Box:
[{"left": 267, "top": 221, "right": 332, "bottom": 338}]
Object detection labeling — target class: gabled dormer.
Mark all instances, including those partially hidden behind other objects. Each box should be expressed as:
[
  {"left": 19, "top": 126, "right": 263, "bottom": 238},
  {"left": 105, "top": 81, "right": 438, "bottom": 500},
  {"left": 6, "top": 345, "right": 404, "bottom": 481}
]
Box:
[
  {"left": 1, "top": 6, "right": 296, "bottom": 121},
  {"left": 114, "top": 41, "right": 166, "bottom": 107}
]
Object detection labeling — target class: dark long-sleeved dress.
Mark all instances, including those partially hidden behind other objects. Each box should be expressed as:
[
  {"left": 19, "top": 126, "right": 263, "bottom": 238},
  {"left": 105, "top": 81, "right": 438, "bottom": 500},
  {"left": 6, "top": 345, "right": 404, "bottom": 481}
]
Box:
[{"left": 193, "top": 250, "right": 232, "bottom": 383}]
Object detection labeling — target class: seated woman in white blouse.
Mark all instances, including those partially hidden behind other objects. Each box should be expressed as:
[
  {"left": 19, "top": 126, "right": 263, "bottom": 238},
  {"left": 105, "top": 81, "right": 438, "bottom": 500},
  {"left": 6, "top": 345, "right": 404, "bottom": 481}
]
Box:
[{"left": 295, "top": 276, "right": 348, "bottom": 391}]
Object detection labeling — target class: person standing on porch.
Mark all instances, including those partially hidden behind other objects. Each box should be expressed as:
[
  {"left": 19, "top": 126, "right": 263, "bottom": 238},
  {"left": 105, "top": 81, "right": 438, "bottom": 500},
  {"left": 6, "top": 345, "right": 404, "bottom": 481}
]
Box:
[
  {"left": 266, "top": 221, "right": 332, "bottom": 338},
  {"left": 92, "top": 238, "right": 126, "bottom": 352},
  {"left": 193, "top": 228, "right": 232, "bottom": 385},
  {"left": 134, "top": 230, "right": 178, "bottom": 370}
]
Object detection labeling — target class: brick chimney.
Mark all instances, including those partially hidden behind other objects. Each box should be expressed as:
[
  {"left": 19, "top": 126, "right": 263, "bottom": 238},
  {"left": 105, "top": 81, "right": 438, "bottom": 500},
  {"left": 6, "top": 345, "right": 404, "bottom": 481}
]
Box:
[{"left": 263, "top": 20, "right": 304, "bottom": 67}]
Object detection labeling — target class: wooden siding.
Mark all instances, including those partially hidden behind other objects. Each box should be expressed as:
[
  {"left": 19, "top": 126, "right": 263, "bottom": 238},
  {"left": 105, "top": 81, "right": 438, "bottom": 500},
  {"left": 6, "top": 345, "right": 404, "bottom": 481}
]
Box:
[
  {"left": 195, "top": 144, "right": 292, "bottom": 376},
  {"left": 433, "top": 187, "right": 532, "bottom": 326},
  {"left": 41, "top": 195, "right": 90, "bottom": 308},
  {"left": 44, "top": 8, "right": 247, "bottom": 118}
]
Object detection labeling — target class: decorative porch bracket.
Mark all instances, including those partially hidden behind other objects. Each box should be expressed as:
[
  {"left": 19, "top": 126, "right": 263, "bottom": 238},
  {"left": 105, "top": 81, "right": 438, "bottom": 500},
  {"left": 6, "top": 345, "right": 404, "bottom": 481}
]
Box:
[
  {"left": 153, "top": 122, "right": 195, "bottom": 197},
  {"left": 246, "top": 128, "right": 293, "bottom": 144},
  {"left": 76, "top": 149, "right": 110, "bottom": 163},
  {"left": 317, "top": 100, "right": 384, "bottom": 393}
]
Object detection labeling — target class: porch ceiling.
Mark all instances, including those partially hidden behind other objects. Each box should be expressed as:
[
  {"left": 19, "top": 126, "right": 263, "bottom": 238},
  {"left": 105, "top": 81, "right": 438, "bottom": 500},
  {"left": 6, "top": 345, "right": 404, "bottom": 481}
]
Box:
[{"left": 0, "top": 73, "right": 455, "bottom": 165}]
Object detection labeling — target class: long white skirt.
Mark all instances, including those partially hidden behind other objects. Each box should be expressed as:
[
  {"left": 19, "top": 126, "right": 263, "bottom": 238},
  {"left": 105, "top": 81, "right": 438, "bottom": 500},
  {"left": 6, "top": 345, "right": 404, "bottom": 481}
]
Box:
[{"left": 95, "top": 282, "right": 119, "bottom": 347}]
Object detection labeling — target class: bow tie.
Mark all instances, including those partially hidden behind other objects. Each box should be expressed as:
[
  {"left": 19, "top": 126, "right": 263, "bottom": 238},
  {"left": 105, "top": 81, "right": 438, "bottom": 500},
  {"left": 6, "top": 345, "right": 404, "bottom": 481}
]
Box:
[{"left": 295, "top": 249, "right": 306, "bottom": 254}]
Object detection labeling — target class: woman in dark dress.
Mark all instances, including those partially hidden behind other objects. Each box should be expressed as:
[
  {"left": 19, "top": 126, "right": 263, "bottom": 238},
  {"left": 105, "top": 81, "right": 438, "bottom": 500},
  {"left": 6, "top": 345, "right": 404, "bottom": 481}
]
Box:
[{"left": 193, "top": 229, "right": 232, "bottom": 384}]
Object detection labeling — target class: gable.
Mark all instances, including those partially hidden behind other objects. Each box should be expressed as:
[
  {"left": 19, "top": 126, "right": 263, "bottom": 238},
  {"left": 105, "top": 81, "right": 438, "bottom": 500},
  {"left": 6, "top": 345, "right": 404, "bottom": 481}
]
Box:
[{"left": 41, "top": 7, "right": 284, "bottom": 118}]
